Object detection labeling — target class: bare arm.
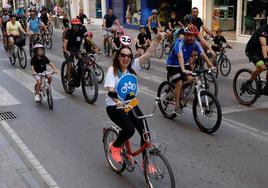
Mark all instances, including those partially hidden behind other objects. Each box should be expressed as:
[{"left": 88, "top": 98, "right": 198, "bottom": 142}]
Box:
[
  {"left": 178, "top": 53, "right": 186, "bottom": 72},
  {"left": 115, "top": 19, "right": 120, "bottom": 27},
  {"left": 168, "top": 22, "right": 172, "bottom": 30},
  {"left": 157, "top": 19, "right": 162, "bottom": 31},
  {"left": 63, "top": 39, "right": 68, "bottom": 52},
  {"left": 202, "top": 25, "right": 213, "bottom": 36},
  {"left": 201, "top": 52, "right": 213, "bottom": 67},
  {"left": 103, "top": 19, "right": 107, "bottom": 28},
  {"left": 260, "top": 37, "right": 268, "bottom": 59},
  {"left": 49, "top": 62, "right": 58, "bottom": 72},
  {"left": 178, "top": 21, "right": 184, "bottom": 28},
  {"left": 148, "top": 17, "right": 152, "bottom": 32}
]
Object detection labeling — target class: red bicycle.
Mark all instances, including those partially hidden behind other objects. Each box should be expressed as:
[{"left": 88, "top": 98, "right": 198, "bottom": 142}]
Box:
[{"left": 103, "top": 98, "right": 175, "bottom": 188}]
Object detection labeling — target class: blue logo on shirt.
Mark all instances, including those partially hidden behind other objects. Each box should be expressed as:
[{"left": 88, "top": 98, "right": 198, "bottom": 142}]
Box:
[{"left": 116, "top": 74, "right": 138, "bottom": 101}]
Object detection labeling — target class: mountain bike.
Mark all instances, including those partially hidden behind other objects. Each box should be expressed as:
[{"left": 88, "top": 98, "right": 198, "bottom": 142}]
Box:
[
  {"left": 157, "top": 69, "right": 222, "bottom": 134},
  {"left": 9, "top": 34, "right": 27, "bottom": 69},
  {"left": 29, "top": 33, "right": 44, "bottom": 57},
  {"left": 103, "top": 98, "right": 176, "bottom": 188},
  {"left": 34, "top": 71, "right": 54, "bottom": 110},
  {"left": 233, "top": 67, "right": 268, "bottom": 106},
  {"left": 214, "top": 46, "right": 232, "bottom": 77},
  {"left": 47, "top": 22, "right": 53, "bottom": 34},
  {"left": 102, "top": 27, "right": 116, "bottom": 57},
  {"left": 61, "top": 51, "right": 98, "bottom": 104},
  {"left": 135, "top": 46, "right": 150, "bottom": 70},
  {"left": 41, "top": 30, "right": 52, "bottom": 49}
]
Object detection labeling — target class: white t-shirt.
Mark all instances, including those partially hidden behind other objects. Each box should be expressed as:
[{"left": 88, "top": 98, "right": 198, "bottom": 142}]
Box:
[{"left": 104, "top": 59, "right": 141, "bottom": 106}]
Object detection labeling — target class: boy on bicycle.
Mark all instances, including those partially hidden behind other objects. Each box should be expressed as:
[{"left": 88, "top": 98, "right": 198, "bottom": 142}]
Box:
[
  {"left": 211, "top": 28, "right": 232, "bottom": 52},
  {"left": 83, "top": 31, "right": 100, "bottom": 54},
  {"left": 135, "top": 25, "right": 150, "bottom": 57},
  {"left": 31, "top": 44, "right": 58, "bottom": 102}
]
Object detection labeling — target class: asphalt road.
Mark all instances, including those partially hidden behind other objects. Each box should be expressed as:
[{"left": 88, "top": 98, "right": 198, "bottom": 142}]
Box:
[{"left": 0, "top": 25, "right": 267, "bottom": 188}]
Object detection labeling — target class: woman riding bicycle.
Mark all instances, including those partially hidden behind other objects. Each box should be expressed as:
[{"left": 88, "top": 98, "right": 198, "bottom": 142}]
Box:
[
  {"left": 147, "top": 9, "right": 162, "bottom": 40},
  {"left": 104, "top": 37, "right": 161, "bottom": 164}
]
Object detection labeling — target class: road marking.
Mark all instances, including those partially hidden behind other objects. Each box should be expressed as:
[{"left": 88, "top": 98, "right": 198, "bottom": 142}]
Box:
[
  {"left": 223, "top": 117, "right": 268, "bottom": 142},
  {"left": 222, "top": 102, "right": 268, "bottom": 114},
  {"left": 0, "top": 120, "right": 60, "bottom": 188},
  {"left": 3, "top": 69, "right": 65, "bottom": 100},
  {"left": 0, "top": 86, "right": 21, "bottom": 106}
]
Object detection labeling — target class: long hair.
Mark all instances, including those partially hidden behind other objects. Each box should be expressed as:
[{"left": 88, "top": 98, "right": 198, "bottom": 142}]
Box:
[{"left": 112, "top": 46, "right": 136, "bottom": 76}]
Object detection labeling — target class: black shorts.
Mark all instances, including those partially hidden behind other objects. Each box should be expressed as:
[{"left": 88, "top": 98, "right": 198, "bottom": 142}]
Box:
[
  {"left": 166, "top": 66, "right": 190, "bottom": 83},
  {"left": 246, "top": 52, "right": 264, "bottom": 65}
]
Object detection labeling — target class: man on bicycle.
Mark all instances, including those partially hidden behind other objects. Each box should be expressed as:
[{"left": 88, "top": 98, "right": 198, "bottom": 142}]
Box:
[
  {"left": 243, "top": 24, "right": 268, "bottom": 94},
  {"left": 0, "top": 8, "right": 11, "bottom": 49},
  {"left": 63, "top": 18, "right": 87, "bottom": 90},
  {"left": 39, "top": 8, "right": 52, "bottom": 31},
  {"left": 166, "top": 24, "right": 215, "bottom": 114},
  {"left": 6, "top": 14, "right": 27, "bottom": 56},
  {"left": 27, "top": 10, "right": 47, "bottom": 47}
]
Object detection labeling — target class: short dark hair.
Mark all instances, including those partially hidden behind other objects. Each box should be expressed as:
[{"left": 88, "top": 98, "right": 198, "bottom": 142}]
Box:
[
  {"left": 108, "top": 7, "right": 113, "bottom": 11},
  {"left": 192, "top": 7, "right": 198, "bottom": 11}
]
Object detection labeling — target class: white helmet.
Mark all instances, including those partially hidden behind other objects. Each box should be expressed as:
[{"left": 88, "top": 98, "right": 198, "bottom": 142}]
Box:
[
  {"left": 151, "top": 9, "right": 158, "bottom": 14},
  {"left": 33, "top": 44, "right": 44, "bottom": 53}
]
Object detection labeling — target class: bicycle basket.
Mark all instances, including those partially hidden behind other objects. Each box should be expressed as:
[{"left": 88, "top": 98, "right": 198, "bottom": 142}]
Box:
[{"left": 15, "top": 35, "right": 26, "bottom": 47}]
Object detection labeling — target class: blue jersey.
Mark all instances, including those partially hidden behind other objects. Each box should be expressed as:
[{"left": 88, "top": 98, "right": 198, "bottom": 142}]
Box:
[
  {"left": 166, "top": 39, "right": 204, "bottom": 67},
  {"left": 28, "top": 17, "right": 41, "bottom": 33}
]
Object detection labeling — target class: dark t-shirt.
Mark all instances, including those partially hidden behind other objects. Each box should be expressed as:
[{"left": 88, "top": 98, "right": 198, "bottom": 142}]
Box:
[
  {"left": 112, "top": 37, "right": 121, "bottom": 49},
  {"left": 169, "top": 18, "right": 179, "bottom": 29},
  {"left": 31, "top": 56, "right": 50, "bottom": 73},
  {"left": 246, "top": 24, "right": 268, "bottom": 54},
  {"left": 65, "top": 28, "right": 86, "bottom": 51},
  {"left": 40, "top": 13, "right": 48, "bottom": 25},
  {"left": 104, "top": 14, "right": 117, "bottom": 28},
  {"left": 77, "top": 14, "right": 87, "bottom": 24},
  {"left": 214, "top": 36, "right": 226, "bottom": 46},
  {"left": 137, "top": 33, "right": 149, "bottom": 45},
  {"left": 190, "top": 16, "right": 203, "bottom": 31},
  {"left": 62, "top": 18, "right": 69, "bottom": 28},
  {"left": 84, "top": 40, "right": 94, "bottom": 52}
]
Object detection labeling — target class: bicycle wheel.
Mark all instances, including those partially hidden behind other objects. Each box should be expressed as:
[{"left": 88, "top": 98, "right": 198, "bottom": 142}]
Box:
[
  {"left": 61, "top": 61, "right": 75, "bottom": 94},
  {"left": 45, "top": 34, "right": 52, "bottom": 49},
  {"left": 163, "top": 38, "right": 171, "bottom": 55},
  {"left": 93, "top": 65, "right": 105, "bottom": 84},
  {"left": 46, "top": 88, "right": 53, "bottom": 110},
  {"left": 144, "top": 59, "right": 151, "bottom": 70},
  {"left": 157, "top": 81, "right": 177, "bottom": 120},
  {"left": 233, "top": 68, "right": 259, "bottom": 106},
  {"left": 220, "top": 57, "right": 231, "bottom": 76},
  {"left": 192, "top": 90, "right": 222, "bottom": 134},
  {"left": 203, "top": 59, "right": 219, "bottom": 80},
  {"left": 155, "top": 42, "right": 164, "bottom": 59},
  {"left": 18, "top": 47, "right": 27, "bottom": 69},
  {"left": 103, "top": 128, "right": 126, "bottom": 174},
  {"left": 200, "top": 72, "right": 218, "bottom": 97},
  {"left": 9, "top": 51, "right": 16, "bottom": 66},
  {"left": 104, "top": 40, "right": 110, "bottom": 56},
  {"left": 81, "top": 68, "right": 98, "bottom": 104},
  {"left": 144, "top": 149, "right": 176, "bottom": 188},
  {"left": 48, "top": 24, "right": 53, "bottom": 34}
]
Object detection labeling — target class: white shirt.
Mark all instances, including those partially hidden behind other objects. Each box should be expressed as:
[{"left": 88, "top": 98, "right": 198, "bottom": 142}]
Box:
[{"left": 104, "top": 59, "right": 141, "bottom": 106}]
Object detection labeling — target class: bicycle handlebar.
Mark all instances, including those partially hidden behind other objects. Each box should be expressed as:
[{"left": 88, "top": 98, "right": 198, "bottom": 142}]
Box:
[{"left": 33, "top": 71, "right": 55, "bottom": 77}]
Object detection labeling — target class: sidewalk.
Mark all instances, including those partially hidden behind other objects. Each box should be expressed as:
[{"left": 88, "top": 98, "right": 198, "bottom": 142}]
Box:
[{"left": 0, "top": 124, "right": 41, "bottom": 188}]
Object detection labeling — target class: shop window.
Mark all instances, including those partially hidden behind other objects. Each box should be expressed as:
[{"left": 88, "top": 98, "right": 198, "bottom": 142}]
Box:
[
  {"left": 125, "top": 0, "right": 141, "bottom": 25},
  {"left": 241, "top": 0, "right": 268, "bottom": 35}
]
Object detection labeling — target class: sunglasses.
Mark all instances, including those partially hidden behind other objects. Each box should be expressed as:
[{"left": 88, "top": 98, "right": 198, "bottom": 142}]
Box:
[{"left": 120, "top": 53, "right": 132, "bottom": 59}]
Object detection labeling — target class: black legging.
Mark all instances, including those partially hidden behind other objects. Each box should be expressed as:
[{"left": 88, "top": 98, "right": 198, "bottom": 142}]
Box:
[{"left": 106, "top": 105, "right": 149, "bottom": 151}]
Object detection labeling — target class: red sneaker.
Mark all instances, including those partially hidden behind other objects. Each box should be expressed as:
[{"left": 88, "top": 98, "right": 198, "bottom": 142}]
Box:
[{"left": 109, "top": 143, "right": 122, "bottom": 163}]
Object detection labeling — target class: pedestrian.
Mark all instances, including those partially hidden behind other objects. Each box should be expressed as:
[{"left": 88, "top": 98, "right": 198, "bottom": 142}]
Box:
[
  {"left": 212, "top": 8, "right": 220, "bottom": 34},
  {"left": 54, "top": 3, "right": 62, "bottom": 17}
]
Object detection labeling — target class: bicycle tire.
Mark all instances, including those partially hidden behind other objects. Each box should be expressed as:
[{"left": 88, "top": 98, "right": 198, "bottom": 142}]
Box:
[
  {"left": 104, "top": 40, "right": 110, "bottom": 56},
  {"left": 220, "top": 57, "right": 231, "bottom": 77},
  {"left": 45, "top": 34, "right": 53, "bottom": 49},
  {"left": 233, "top": 68, "right": 259, "bottom": 106},
  {"left": 9, "top": 53, "right": 16, "bottom": 65},
  {"left": 103, "top": 128, "right": 126, "bottom": 174},
  {"left": 46, "top": 88, "right": 53, "bottom": 110},
  {"left": 81, "top": 68, "right": 98, "bottom": 104},
  {"left": 192, "top": 90, "right": 222, "bottom": 134},
  {"left": 155, "top": 41, "right": 164, "bottom": 59},
  {"left": 48, "top": 24, "right": 53, "bottom": 34},
  {"left": 61, "top": 61, "right": 75, "bottom": 94},
  {"left": 18, "top": 47, "right": 27, "bottom": 69},
  {"left": 157, "top": 81, "right": 177, "bottom": 120},
  {"left": 144, "top": 149, "right": 176, "bottom": 188},
  {"left": 163, "top": 38, "right": 171, "bottom": 55},
  {"left": 201, "top": 72, "right": 218, "bottom": 97},
  {"left": 144, "top": 59, "right": 151, "bottom": 70}
]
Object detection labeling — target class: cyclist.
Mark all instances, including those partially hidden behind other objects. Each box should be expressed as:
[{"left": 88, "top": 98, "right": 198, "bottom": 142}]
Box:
[
  {"left": 39, "top": 8, "right": 52, "bottom": 31},
  {"left": 16, "top": 5, "right": 26, "bottom": 16},
  {"left": 77, "top": 8, "right": 90, "bottom": 25},
  {"left": 147, "top": 9, "right": 162, "bottom": 40},
  {"left": 6, "top": 14, "right": 27, "bottom": 55},
  {"left": 135, "top": 25, "right": 150, "bottom": 57},
  {"left": 27, "top": 9, "right": 47, "bottom": 47},
  {"left": 112, "top": 28, "right": 124, "bottom": 54},
  {"left": 104, "top": 38, "right": 161, "bottom": 170},
  {"left": 63, "top": 18, "right": 87, "bottom": 89},
  {"left": 0, "top": 8, "right": 11, "bottom": 49},
  {"left": 211, "top": 28, "right": 232, "bottom": 52},
  {"left": 242, "top": 24, "right": 268, "bottom": 94},
  {"left": 166, "top": 12, "right": 184, "bottom": 42},
  {"left": 31, "top": 44, "right": 58, "bottom": 102},
  {"left": 83, "top": 31, "right": 100, "bottom": 54},
  {"left": 166, "top": 24, "right": 215, "bottom": 114}
]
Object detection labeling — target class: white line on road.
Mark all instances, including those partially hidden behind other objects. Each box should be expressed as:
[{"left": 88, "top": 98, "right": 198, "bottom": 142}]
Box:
[
  {"left": 222, "top": 102, "right": 268, "bottom": 114},
  {"left": 0, "top": 86, "right": 21, "bottom": 106},
  {"left": 0, "top": 120, "right": 60, "bottom": 188},
  {"left": 223, "top": 117, "right": 268, "bottom": 142},
  {"left": 3, "top": 69, "right": 66, "bottom": 100}
]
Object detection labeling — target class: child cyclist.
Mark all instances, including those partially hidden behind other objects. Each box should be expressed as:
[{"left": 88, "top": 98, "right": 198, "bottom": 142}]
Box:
[
  {"left": 135, "top": 25, "right": 150, "bottom": 57},
  {"left": 83, "top": 31, "right": 100, "bottom": 54},
  {"left": 31, "top": 44, "right": 58, "bottom": 102},
  {"left": 211, "top": 28, "right": 232, "bottom": 52}
]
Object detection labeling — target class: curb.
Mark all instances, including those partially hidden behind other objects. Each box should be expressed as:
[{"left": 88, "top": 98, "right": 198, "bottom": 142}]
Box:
[{"left": 0, "top": 120, "right": 60, "bottom": 188}]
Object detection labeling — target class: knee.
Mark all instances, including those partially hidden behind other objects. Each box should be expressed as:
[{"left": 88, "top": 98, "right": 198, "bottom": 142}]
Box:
[{"left": 126, "top": 126, "right": 135, "bottom": 138}]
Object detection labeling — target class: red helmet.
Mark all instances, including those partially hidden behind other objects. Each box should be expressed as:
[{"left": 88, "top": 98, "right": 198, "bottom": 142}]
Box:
[
  {"left": 184, "top": 24, "right": 199, "bottom": 36},
  {"left": 86, "top": 32, "right": 93, "bottom": 38},
  {"left": 70, "top": 18, "right": 81, "bottom": 25}
]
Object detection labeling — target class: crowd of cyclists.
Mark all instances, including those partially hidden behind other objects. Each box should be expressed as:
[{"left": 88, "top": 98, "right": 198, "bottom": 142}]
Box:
[{"left": 1, "top": 4, "right": 268, "bottom": 187}]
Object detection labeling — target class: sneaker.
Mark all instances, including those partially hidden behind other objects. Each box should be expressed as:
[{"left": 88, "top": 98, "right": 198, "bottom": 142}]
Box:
[
  {"left": 34, "top": 95, "right": 40, "bottom": 102},
  {"left": 174, "top": 105, "right": 184, "bottom": 115},
  {"left": 109, "top": 143, "right": 122, "bottom": 163}
]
